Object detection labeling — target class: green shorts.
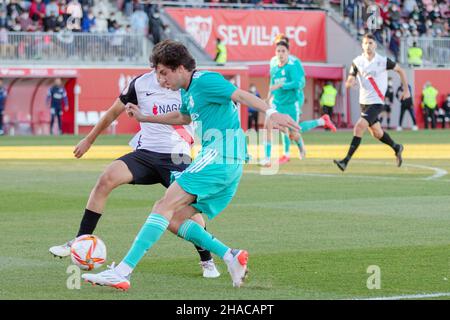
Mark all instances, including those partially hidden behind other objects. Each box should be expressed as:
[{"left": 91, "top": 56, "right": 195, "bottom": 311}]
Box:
[
  {"left": 273, "top": 101, "right": 300, "bottom": 122},
  {"left": 171, "top": 149, "right": 243, "bottom": 220}
]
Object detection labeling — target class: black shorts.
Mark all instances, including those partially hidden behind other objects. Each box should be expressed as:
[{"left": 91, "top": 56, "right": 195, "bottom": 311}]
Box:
[
  {"left": 384, "top": 104, "right": 391, "bottom": 113},
  {"left": 117, "top": 149, "right": 191, "bottom": 188},
  {"left": 360, "top": 104, "right": 384, "bottom": 126}
]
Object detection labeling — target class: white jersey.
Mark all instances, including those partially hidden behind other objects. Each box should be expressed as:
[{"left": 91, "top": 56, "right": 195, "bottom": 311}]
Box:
[
  {"left": 119, "top": 71, "right": 194, "bottom": 155},
  {"left": 350, "top": 53, "right": 396, "bottom": 105}
]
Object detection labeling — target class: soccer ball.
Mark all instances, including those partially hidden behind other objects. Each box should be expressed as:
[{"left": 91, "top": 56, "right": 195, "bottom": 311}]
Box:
[{"left": 70, "top": 235, "right": 107, "bottom": 271}]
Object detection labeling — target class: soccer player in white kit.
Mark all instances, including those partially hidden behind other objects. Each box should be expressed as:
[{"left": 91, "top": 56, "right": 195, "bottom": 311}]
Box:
[
  {"left": 49, "top": 70, "right": 220, "bottom": 278},
  {"left": 334, "top": 33, "right": 410, "bottom": 172}
]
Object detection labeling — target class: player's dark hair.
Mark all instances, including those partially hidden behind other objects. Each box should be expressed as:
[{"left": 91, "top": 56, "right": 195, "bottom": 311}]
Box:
[
  {"left": 362, "top": 33, "right": 376, "bottom": 41},
  {"left": 150, "top": 40, "right": 196, "bottom": 71},
  {"left": 276, "top": 41, "right": 289, "bottom": 50}
]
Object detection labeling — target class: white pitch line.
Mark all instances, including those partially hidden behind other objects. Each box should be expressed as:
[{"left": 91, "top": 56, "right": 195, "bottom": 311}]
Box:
[
  {"left": 245, "top": 161, "right": 448, "bottom": 181},
  {"left": 352, "top": 292, "right": 450, "bottom": 300}
]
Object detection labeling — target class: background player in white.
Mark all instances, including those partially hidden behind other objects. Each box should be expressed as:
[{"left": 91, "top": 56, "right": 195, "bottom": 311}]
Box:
[
  {"left": 334, "top": 33, "right": 409, "bottom": 172},
  {"left": 49, "top": 70, "right": 220, "bottom": 278}
]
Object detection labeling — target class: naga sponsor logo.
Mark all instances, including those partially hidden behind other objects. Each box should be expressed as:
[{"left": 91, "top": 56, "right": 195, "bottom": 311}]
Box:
[
  {"left": 152, "top": 103, "right": 181, "bottom": 115},
  {"left": 217, "top": 25, "right": 308, "bottom": 47}
]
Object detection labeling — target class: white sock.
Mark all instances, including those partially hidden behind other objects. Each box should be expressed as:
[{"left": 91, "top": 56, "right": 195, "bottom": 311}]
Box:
[
  {"left": 115, "top": 261, "right": 133, "bottom": 277},
  {"left": 318, "top": 118, "right": 325, "bottom": 126}
]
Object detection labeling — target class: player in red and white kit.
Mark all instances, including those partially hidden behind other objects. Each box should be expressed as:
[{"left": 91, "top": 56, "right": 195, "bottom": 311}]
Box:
[{"left": 334, "top": 33, "right": 409, "bottom": 172}]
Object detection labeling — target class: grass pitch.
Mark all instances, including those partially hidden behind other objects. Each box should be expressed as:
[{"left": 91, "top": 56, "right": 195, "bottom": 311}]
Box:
[{"left": 1, "top": 130, "right": 450, "bottom": 300}]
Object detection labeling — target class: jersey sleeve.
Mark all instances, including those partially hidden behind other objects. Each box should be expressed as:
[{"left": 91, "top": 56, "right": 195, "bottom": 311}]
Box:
[
  {"left": 119, "top": 77, "right": 138, "bottom": 105},
  {"left": 349, "top": 62, "right": 358, "bottom": 76},
  {"left": 386, "top": 58, "right": 397, "bottom": 70},
  {"left": 198, "top": 72, "right": 237, "bottom": 105}
]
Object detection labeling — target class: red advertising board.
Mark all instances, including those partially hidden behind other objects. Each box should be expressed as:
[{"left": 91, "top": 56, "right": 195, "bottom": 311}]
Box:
[{"left": 166, "top": 8, "right": 326, "bottom": 62}]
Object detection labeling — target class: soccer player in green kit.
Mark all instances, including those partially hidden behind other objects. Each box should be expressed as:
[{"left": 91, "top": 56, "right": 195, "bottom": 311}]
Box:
[
  {"left": 81, "top": 40, "right": 299, "bottom": 290},
  {"left": 261, "top": 39, "right": 336, "bottom": 167}
]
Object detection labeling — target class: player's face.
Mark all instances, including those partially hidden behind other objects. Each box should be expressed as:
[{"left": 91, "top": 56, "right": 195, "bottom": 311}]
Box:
[
  {"left": 276, "top": 45, "right": 289, "bottom": 65},
  {"left": 155, "top": 64, "right": 182, "bottom": 91},
  {"left": 362, "top": 38, "right": 376, "bottom": 55}
]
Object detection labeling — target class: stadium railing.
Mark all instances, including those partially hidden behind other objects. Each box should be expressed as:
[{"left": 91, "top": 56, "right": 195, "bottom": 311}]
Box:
[
  {"left": 0, "top": 31, "right": 150, "bottom": 65},
  {"left": 400, "top": 37, "right": 450, "bottom": 67}
]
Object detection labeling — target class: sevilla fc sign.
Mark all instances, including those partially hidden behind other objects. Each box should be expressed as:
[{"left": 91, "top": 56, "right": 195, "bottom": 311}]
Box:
[{"left": 166, "top": 8, "right": 326, "bottom": 62}]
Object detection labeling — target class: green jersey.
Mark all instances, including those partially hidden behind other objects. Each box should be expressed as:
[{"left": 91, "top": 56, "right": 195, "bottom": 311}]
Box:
[
  {"left": 270, "top": 55, "right": 305, "bottom": 107},
  {"left": 180, "top": 71, "right": 246, "bottom": 161}
]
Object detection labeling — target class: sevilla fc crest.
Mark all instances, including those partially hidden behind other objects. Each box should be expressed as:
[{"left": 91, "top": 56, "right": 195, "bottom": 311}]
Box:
[{"left": 184, "top": 16, "right": 213, "bottom": 49}]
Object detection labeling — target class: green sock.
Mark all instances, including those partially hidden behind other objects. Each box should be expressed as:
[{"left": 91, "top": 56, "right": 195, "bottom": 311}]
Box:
[
  {"left": 283, "top": 133, "right": 290, "bottom": 156},
  {"left": 123, "top": 213, "right": 169, "bottom": 268},
  {"left": 178, "top": 220, "right": 229, "bottom": 259},
  {"left": 265, "top": 142, "right": 272, "bottom": 159},
  {"left": 299, "top": 119, "right": 321, "bottom": 133},
  {"left": 295, "top": 135, "right": 305, "bottom": 151}
]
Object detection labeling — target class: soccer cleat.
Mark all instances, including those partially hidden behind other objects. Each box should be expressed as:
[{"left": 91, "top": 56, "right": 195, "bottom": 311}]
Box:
[
  {"left": 395, "top": 144, "right": 404, "bottom": 167},
  {"left": 82, "top": 262, "right": 130, "bottom": 291},
  {"left": 412, "top": 125, "right": 418, "bottom": 131},
  {"left": 49, "top": 240, "right": 73, "bottom": 258},
  {"left": 278, "top": 155, "right": 290, "bottom": 164},
  {"left": 225, "top": 249, "right": 248, "bottom": 288},
  {"left": 258, "top": 158, "right": 271, "bottom": 168},
  {"left": 396, "top": 126, "right": 403, "bottom": 131},
  {"left": 321, "top": 114, "right": 337, "bottom": 132},
  {"left": 200, "top": 259, "right": 221, "bottom": 278},
  {"left": 333, "top": 159, "right": 347, "bottom": 172}
]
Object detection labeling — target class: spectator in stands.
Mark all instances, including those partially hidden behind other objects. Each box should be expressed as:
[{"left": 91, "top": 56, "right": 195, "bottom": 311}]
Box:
[
  {"left": 149, "top": 4, "right": 163, "bottom": 44},
  {"left": 29, "top": 0, "right": 46, "bottom": 25},
  {"left": 389, "top": 30, "right": 401, "bottom": 61},
  {"left": 0, "top": 78, "right": 7, "bottom": 135},
  {"left": 7, "top": 0, "right": 24, "bottom": 19},
  {"left": 66, "top": 0, "right": 82, "bottom": 30},
  {"left": 19, "top": 10, "right": 35, "bottom": 31},
  {"left": 0, "top": 10, "right": 12, "bottom": 30},
  {"left": 46, "top": 0, "right": 59, "bottom": 17},
  {"left": 130, "top": 4, "right": 148, "bottom": 35},
  {"left": 47, "top": 77, "right": 68, "bottom": 135},
  {"left": 107, "top": 12, "right": 117, "bottom": 32},
  {"left": 93, "top": 11, "right": 107, "bottom": 33},
  {"left": 121, "top": 0, "right": 133, "bottom": 17},
  {"left": 81, "top": 8, "right": 95, "bottom": 32}
]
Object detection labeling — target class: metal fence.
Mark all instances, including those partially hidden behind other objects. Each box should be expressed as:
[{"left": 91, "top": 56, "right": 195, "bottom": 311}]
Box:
[
  {"left": 400, "top": 37, "right": 450, "bottom": 67},
  {"left": 0, "top": 32, "right": 150, "bottom": 65}
]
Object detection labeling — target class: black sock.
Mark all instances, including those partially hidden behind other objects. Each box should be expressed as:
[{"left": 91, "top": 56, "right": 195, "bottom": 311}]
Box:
[
  {"left": 343, "top": 136, "right": 361, "bottom": 163},
  {"left": 77, "top": 209, "right": 102, "bottom": 237},
  {"left": 195, "top": 227, "right": 213, "bottom": 262},
  {"left": 379, "top": 132, "right": 398, "bottom": 152}
]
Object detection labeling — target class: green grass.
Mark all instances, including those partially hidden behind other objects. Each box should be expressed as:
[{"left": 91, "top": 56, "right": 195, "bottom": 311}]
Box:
[{"left": 1, "top": 131, "right": 450, "bottom": 299}]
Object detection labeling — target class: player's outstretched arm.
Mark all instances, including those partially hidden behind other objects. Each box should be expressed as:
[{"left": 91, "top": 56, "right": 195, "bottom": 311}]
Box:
[
  {"left": 231, "top": 89, "right": 300, "bottom": 131},
  {"left": 73, "top": 98, "right": 125, "bottom": 158},
  {"left": 126, "top": 103, "right": 191, "bottom": 125}
]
